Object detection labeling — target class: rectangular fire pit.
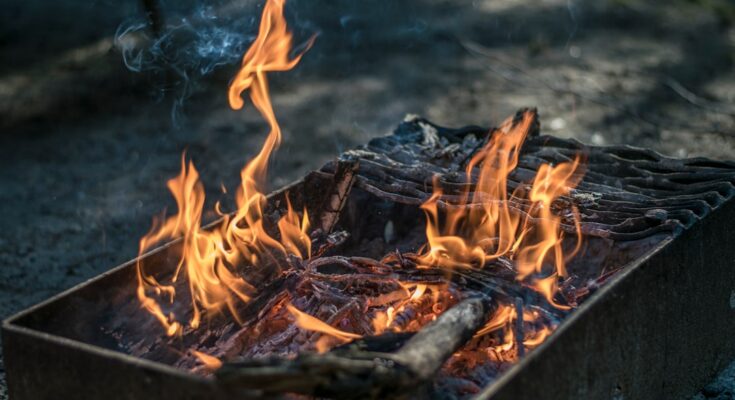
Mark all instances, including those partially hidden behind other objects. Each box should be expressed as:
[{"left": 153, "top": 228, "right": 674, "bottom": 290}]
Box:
[{"left": 4, "top": 110, "right": 735, "bottom": 400}]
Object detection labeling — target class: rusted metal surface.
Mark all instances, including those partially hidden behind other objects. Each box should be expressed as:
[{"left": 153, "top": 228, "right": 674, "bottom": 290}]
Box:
[{"left": 2, "top": 246, "right": 236, "bottom": 400}]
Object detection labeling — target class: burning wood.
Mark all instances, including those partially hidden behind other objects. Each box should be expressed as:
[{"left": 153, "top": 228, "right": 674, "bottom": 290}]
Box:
[{"left": 217, "top": 296, "right": 496, "bottom": 398}]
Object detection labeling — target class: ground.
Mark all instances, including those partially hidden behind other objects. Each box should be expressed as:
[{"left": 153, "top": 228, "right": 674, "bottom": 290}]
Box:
[{"left": 1, "top": 0, "right": 734, "bottom": 398}]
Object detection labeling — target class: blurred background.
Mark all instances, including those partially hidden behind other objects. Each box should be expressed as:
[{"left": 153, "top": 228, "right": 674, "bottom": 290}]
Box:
[{"left": 1, "top": 0, "right": 734, "bottom": 398}]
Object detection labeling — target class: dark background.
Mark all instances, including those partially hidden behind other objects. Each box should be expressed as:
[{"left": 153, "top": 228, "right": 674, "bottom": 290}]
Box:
[{"left": 1, "top": 0, "right": 734, "bottom": 398}]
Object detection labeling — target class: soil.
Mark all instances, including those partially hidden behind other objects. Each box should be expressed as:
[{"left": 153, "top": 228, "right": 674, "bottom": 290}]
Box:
[{"left": 1, "top": 0, "right": 734, "bottom": 398}]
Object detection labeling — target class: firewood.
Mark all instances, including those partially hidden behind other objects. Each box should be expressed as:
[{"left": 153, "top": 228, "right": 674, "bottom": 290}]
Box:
[{"left": 216, "top": 296, "right": 496, "bottom": 398}]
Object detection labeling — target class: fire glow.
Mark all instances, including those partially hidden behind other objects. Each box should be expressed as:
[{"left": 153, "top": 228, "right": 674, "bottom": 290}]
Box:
[{"left": 134, "top": 0, "right": 585, "bottom": 380}]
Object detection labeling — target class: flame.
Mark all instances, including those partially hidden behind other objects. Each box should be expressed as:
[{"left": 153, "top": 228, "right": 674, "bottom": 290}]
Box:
[
  {"left": 417, "top": 110, "right": 584, "bottom": 308},
  {"left": 523, "top": 325, "right": 552, "bottom": 348},
  {"left": 286, "top": 303, "right": 362, "bottom": 344},
  {"left": 530, "top": 273, "right": 569, "bottom": 310},
  {"left": 418, "top": 113, "right": 530, "bottom": 269},
  {"left": 192, "top": 350, "right": 223, "bottom": 370},
  {"left": 136, "top": 0, "right": 315, "bottom": 335},
  {"left": 133, "top": 0, "right": 581, "bottom": 368},
  {"left": 371, "top": 306, "right": 396, "bottom": 335},
  {"left": 409, "top": 284, "right": 428, "bottom": 301},
  {"left": 224, "top": 0, "right": 316, "bottom": 271},
  {"left": 369, "top": 283, "right": 441, "bottom": 335},
  {"left": 276, "top": 197, "right": 312, "bottom": 259},
  {"left": 473, "top": 303, "right": 553, "bottom": 360},
  {"left": 514, "top": 158, "right": 583, "bottom": 280},
  {"left": 475, "top": 304, "right": 514, "bottom": 337}
]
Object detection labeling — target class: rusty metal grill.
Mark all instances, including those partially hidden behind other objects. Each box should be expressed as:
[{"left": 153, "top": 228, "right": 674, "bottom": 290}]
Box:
[{"left": 4, "top": 112, "right": 735, "bottom": 399}]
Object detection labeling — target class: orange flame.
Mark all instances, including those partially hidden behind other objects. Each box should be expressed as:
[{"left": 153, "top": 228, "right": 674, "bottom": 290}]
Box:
[
  {"left": 369, "top": 283, "right": 441, "bottom": 335},
  {"left": 475, "top": 304, "right": 514, "bottom": 337},
  {"left": 474, "top": 304, "right": 554, "bottom": 359},
  {"left": 136, "top": 0, "right": 315, "bottom": 335},
  {"left": 523, "top": 325, "right": 552, "bottom": 348},
  {"left": 418, "top": 110, "right": 584, "bottom": 308},
  {"left": 286, "top": 303, "right": 362, "bottom": 352},
  {"left": 515, "top": 157, "right": 583, "bottom": 280},
  {"left": 224, "top": 0, "right": 316, "bottom": 270},
  {"left": 418, "top": 113, "right": 530, "bottom": 269},
  {"left": 192, "top": 350, "right": 223, "bottom": 371}
]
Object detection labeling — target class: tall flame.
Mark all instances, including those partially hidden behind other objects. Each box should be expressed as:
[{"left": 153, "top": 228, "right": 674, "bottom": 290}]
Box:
[
  {"left": 224, "top": 0, "right": 315, "bottom": 270},
  {"left": 418, "top": 110, "right": 584, "bottom": 307},
  {"left": 136, "top": 0, "right": 314, "bottom": 335}
]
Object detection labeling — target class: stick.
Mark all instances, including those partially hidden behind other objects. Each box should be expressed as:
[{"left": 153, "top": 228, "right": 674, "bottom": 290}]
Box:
[
  {"left": 319, "top": 155, "right": 359, "bottom": 234},
  {"left": 216, "top": 296, "right": 496, "bottom": 398},
  {"left": 392, "top": 296, "right": 495, "bottom": 382},
  {"left": 514, "top": 297, "right": 525, "bottom": 358}
]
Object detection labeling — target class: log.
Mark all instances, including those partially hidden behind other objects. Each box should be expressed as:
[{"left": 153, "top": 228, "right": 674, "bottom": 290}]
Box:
[
  {"left": 392, "top": 296, "right": 495, "bottom": 382},
  {"left": 216, "top": 296, "right": 496, "bottom": 398}
]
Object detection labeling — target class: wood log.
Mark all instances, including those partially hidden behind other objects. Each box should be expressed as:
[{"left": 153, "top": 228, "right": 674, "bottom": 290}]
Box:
[{"left": 216, "top": 296, "right": 496, "bottom": 398}]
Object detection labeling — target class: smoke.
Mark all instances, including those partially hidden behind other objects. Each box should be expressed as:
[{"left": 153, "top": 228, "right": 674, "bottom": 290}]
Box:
[
  {"left": 113, "top": 0, "right": 426, "bottom": 126},
  {"left": 114, "top": 3, "right": 258, "bottom": 125}
]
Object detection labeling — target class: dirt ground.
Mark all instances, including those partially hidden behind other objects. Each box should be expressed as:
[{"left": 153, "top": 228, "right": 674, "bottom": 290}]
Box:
[{"left": 1, "top": 0, "right": 734, "bottom": 398}]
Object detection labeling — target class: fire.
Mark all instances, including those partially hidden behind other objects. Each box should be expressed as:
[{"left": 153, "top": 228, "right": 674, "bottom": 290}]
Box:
[
  {"left": 369, "top": 283, "right": 445, "bottom": 335},
  {"left": 286, "top": 303, "right": 362, "bottom": 352},
  {"left": 192, "top": 350, "right": 223, "bottom": 370},
  {"left": 414, "top": 111, "right": 584, "bottom": 364},
  {"left": 133, "top": 0, "right": 583, "bottom": 375},
  {"left": 417, "top": 110, "right": 584, "bottom": 306},
  {"left": 224, "top": 0, "right": 315, "bottom": 270},
  {"left": 136, "top": 0, "right": 315, "bottom": 335},
  {"left": 466, "top": 304, "right": 554, "bottom": 365}
]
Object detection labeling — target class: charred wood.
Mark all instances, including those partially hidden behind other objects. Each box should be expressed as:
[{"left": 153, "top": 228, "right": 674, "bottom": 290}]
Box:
[
  {"left": 318, "top": 156, "right": 360, "bottom": 234},
  {"left": 216, "top": 296, "right": 496, "bottom": 399}
]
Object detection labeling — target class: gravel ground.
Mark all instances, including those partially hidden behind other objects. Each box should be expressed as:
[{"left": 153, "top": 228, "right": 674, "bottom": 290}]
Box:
[{"left": 1, "top": 0, "right": 734, "bottom": 398}]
